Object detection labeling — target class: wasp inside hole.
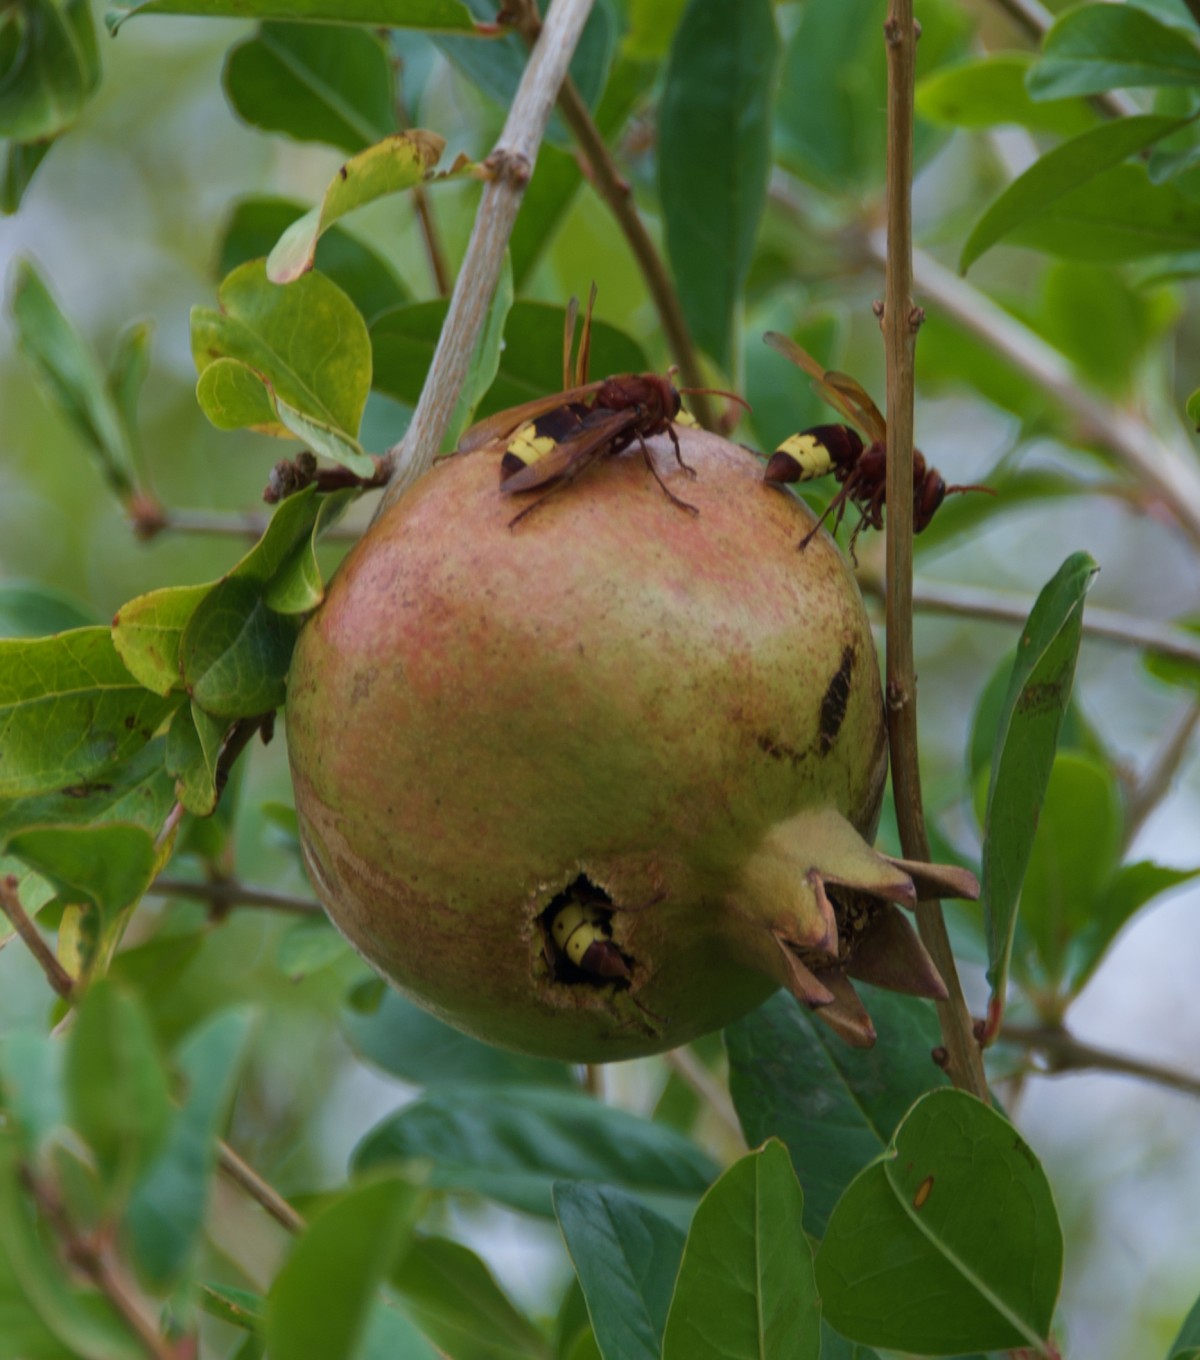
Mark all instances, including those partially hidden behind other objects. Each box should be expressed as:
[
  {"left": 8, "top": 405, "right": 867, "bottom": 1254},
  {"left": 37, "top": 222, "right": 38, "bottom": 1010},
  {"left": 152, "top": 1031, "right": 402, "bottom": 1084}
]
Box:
[{"left": 541, "top": 876, "right": 632, "bottom": 985}]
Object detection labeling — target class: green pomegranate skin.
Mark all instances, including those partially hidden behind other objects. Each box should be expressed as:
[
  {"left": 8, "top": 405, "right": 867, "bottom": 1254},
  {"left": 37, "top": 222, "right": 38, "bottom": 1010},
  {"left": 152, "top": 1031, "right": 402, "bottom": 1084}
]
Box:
[{"left": 286, "top": 427, "right": 889, "bottom": 1061}]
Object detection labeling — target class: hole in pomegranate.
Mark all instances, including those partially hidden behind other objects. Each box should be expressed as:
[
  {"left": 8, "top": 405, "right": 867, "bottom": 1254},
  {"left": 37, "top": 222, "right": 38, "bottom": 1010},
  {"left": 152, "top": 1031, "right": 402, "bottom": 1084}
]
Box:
[{"left": 541, "top": 875, "right": 633, "bottom": 987}]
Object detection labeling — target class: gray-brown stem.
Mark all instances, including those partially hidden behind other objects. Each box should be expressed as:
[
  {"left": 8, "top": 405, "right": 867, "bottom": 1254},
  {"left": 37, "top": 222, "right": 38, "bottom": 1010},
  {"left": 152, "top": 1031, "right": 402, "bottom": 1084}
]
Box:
[{"left": 377, "top": 0, "right": 597, "bottom": 515}]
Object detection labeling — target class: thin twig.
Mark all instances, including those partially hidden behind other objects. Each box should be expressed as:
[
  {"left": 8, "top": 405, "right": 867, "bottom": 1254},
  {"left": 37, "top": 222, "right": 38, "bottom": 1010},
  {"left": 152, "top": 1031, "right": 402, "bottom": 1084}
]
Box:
[
  {"left": 858, "top": 575, "right": 1200, "bottom": 666},
  {"left": 395, "top": 60, "right": 452, "bottom": 297},
  {"left": 157, "top": 714, "right": 276, "bottom": 854},
  {"left": 413, "top": 185, "right": 452, "bottom": 297},
  {"left": 0, "top": 876, "right": 75, "bottom": 999},
  {"left": 882, "top": 2, "right": 990, "bottom": 1102},
  {"left": 215, "top": 714, "right": 274, "bottom": 804},
  {"left": 663, "top": 1047, "right": 747, "bottom": 1149},
  {"left": 141, "top": 508, "right": 361, "bottom": 542},
  {"left": 1003, "top": 1023, "right": 1200, "bottom": 1100},
  {"left": 150, "top": 876, "right": 323, "bottom": 917},
  {"left": 986, "top": 0, "right": 1055, "bottom": 43},
  {"left": 1123, "top": 701, "right": 1200, "bottom": 850},
  {"left": 215, "top": 1141, "right": 307, "bottom": 1236},
  {"left": 867, "top": 236, "right": 1200, "bottom": 551},
  {"left": 376, "top": 0, "right": 598, "bottom": 514},
  {"left": 24, "top": 1170, "right": 189, "bottom": 1360},
  {"left": 507, "top": 0, "right": 713, "bottom": 427}
]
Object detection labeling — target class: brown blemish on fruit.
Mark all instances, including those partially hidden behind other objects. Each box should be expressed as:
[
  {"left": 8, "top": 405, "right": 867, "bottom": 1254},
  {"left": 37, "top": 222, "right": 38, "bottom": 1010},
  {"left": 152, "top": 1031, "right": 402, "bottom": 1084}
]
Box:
[
  {"left": 819, "top": 645, "right": 855, "bottom": 754},
  {"left": 756, "top": 733, "right": 807, "bottom": 766}
]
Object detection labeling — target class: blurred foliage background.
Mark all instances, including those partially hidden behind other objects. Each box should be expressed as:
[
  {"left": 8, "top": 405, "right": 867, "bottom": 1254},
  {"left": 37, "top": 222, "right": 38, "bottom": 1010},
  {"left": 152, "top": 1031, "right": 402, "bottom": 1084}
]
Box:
[{"left": 3, "top": 0, "right": 1200, "bottom": 1357}]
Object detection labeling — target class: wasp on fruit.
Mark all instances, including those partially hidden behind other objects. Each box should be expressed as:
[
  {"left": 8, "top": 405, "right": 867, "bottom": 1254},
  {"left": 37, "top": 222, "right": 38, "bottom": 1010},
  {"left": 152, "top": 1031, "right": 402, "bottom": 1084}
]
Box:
[
  {"left": 762, "top": 331, "right": 991, "bottom": 555},
  {"left": 457, "top": 288, "right": 745, "bottom": 525},
  {"left": 543, "top": 878, "right": 631, "bottom": 984}
]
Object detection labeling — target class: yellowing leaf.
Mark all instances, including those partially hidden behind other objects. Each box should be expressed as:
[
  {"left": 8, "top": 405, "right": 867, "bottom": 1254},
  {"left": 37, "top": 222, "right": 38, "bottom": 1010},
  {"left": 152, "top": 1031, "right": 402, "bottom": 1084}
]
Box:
[{"left": 268, "top": 131, "right": 446, "bottom": 284}]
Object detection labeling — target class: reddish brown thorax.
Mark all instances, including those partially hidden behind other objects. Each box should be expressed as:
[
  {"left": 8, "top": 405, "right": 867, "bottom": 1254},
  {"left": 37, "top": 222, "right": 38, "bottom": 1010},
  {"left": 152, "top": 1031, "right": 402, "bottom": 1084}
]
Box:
[{"left": 592, "top": 373, "right": 681, "bottom": 428}]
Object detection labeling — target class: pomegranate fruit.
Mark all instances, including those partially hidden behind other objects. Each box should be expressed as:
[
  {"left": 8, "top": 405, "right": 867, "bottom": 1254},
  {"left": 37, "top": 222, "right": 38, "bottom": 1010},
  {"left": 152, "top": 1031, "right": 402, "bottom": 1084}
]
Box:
[{"left": 286, "top": 425, "right": 977, "bottom": 1061}]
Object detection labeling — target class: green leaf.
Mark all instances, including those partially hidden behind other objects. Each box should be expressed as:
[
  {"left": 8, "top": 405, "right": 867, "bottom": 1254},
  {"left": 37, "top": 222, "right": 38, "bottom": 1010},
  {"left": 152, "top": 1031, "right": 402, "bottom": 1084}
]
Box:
[
  {"left": 0, "top": 0, "right": 95, "bottom": 141},
  {"left": 775, "top": 0, "right": 967, "bottom": 193},
  {"left": 181, "top": 576, "right": 301, "bottom": 718},
  {"left": 107, "top": 0, "right": 480, "bottom": 34},
  {"left": 662, "top": 1140, "right": 818, "bottom": 1360},
  {"left": 391, "top": 1234, "right": 553, "bottom": 1360},
  {"left": 107, "top": 319, "right": 153, "bottom": 456},
  {"left": 371, "top": 299, "right": 648, "bottom": 413},
  {"left": 0, "top": 582, "right": 93, "bottom": 638},
  {"left": 224, "top": 22, "right": 395, "bottom": 153},
  {"left": 199, "top": 1282, "right": 264, "bottom": 1332},
  {"left": 960, "top": 114, "right": 1193, "bottom": 272},
  {"left": 1170, "top": 1290, "right": 1200, "bottom": 1360},
  {"left": 2, "top": 137, "right": 54, "bottom": 215},
  {"left": 724, "top": 989, "right": 950, "bottom": 1237},
  {"left": 263, "top": 487, "right": 358, "bottom": 615},
  {"left": 982, "top": 552, "right": 1097, "bottom": 1026},
  {"left": 658, "top": 0, "right": 780, "bottom": 369},
  {"left": 125, "top": 1008, "right": 253, "bottom": 1288},
  {"left": 344, "top": 989, "right": 575, "bottom": 1089},
  {"left": 0, "top": 737, "right": 176, "bottom": 850},
  {"left": 178, "top": 486, "right": 326, "bottom": 717},
  {"left": 276, "top": 917, "right": 348, "bottom": 978},
  {"left": 353, "top": 1085, "right": 717, "bottom": 1219},
  {"left": 192, "top": 260, "right": 373, "bottom": 475},
  {"left": 816, "top": 1089, "right": 1063, "bottom": 1354},
  {"left": 0, "top": 1133, "right": 144, "bottom": 1360},
  {"left": 0, "top": 627, "right": 177, "bottom": 798},
  {"left": 10, "top": 259, "right": 143, "bottom": 498},
  {"left": 0, "top": 1030, "right": 66, "bottom": 1148},
  {"left": 218, "top": 195, "right": 410, "bottom": 326},
  {"left": 1004, "top": 161, "right": 1200, "bottom": 262},
  {"left": 445, "top": 252, "right": 513, "bottom": 448},
  {"left": 566, "top": 1332, "right": 602, "bottom": 1360},
  {"left": 818, "top": 1322, "right": 881, "bottom": 1360},
  {"left": 554, "top": 1279, "right": 593, "bottom": 1360},
  {"left": 774, "top": 0, "right": 886, "bottom": 191},
  {"left": 231, "top": 480, "right": 337, "bottom": 582},
  {"left": 5, "top": 824, "right": 162, "bottom": 929},
  {"left": 916, "top": 53, "right": 1097, "bottom": 136},
  {"left": 1149, "top": 129, "right": 1200, "bottom": 188},
  {"left": 1071, "top": 860, "right": 1200, "bottom": 995},
  {"left": 1146, "top": 617, "right": 1200, "bottom": 692},
  {"left": 625, "top": 0, "right": 689, "bottom": 58},
  {"left": 434, "top": 0, "right": 615, "bottom": 146},
  {"left": 359, "top": 1295, "right": 442, "bottom": 1360},
  {"left": 63, "top": 0, "right": 103, "bottom": 94},
  {"left": 555, "top": 1182, "right": 685, "bottom": 1360},
  {"left": 265, "top": 1176, "right": 423, "bottom": 1360},
  {"left": 1029, "top": 3, "right": 1200, "bottom": 99},
  {"left": 112, "top": 583, "right": 211, "bottom": 696},
  {"left": 510, "top": 58, "right": 655, "bottom": 287},
  {"left": 65, "top": 980, "right": 171, "bottom": 1207},
  {"left": 165, "top": 702, "right": 226, "bottom": 816},
  {"left": 1018, "top": 752, "right": 1123, "bottom": 987},
  {"left": 266, "top": 130, "right": 447, "bottom": 284},
  {"left": 1037, "top": 260, "right": 1169, "bottom": 397},
  {"left": 969, "top": 645, "right": 1104, "bottom": 787}
]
